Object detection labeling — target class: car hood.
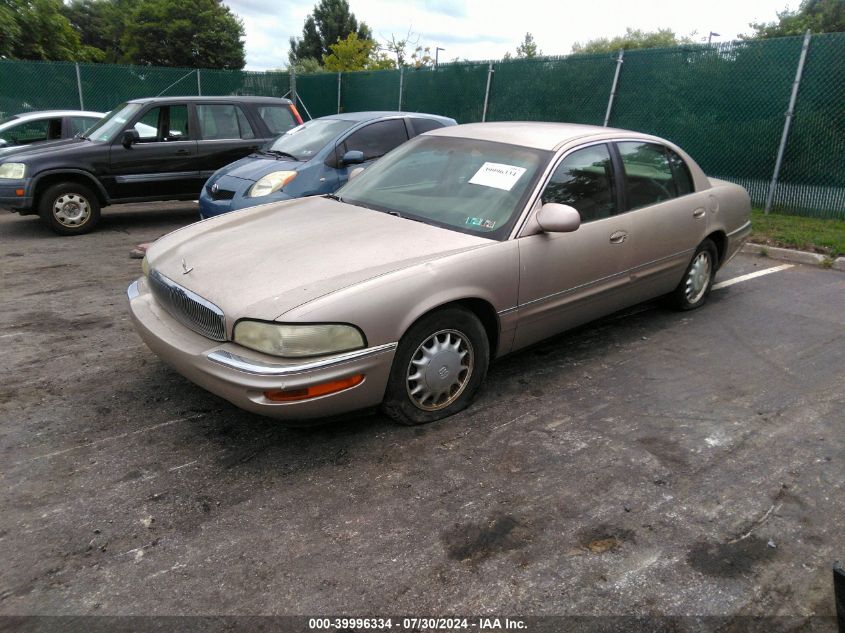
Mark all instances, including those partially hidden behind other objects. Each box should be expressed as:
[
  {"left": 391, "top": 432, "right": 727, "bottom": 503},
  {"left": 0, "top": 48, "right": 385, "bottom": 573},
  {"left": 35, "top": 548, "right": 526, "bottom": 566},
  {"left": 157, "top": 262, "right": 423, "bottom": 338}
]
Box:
[
  {"left": 0, "top": 137, "right": 89, "bottom": 160},
  {"left": 147, "top": 196, "right": 491, "bottom": 324},
  {"left": 217, "top": 155, "right": 302, "bottom": 183}
]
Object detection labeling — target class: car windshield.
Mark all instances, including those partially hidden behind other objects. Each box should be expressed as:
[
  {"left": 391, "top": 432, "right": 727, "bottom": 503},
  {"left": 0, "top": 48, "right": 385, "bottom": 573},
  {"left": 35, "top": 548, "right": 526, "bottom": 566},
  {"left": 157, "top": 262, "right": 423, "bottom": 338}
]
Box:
[
  {"left": 84, "top": 103, "right": 143, "bottom": 142},
  {"left": 337, "top": 135, "right": 550, "bottom": 240},
  {"left": 0, "top": 115, "right": 21, "bottom": 127},
  {"left": 265, "top": 118, "right": 355, "bottom": 160}
]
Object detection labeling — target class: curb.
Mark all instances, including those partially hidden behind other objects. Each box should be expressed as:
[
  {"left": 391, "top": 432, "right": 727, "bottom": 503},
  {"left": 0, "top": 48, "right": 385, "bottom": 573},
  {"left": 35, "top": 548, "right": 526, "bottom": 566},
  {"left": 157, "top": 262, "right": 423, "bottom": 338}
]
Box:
[{"left": 741, "top": 243, "right": 843, "bottom": 269}]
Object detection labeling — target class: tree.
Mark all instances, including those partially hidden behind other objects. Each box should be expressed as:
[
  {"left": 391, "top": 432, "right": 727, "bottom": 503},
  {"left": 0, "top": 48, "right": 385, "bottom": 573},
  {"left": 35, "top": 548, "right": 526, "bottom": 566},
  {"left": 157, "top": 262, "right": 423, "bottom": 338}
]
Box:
[
  {"left": 322, "top": 32, "right": 394, "bottom": 71},
  {"left": 121, "top": 0, "right": 245, "bottom": 69},
  {"left": 385, "top": 30, "right": 434, "bottom": 68},
  {"left": 515, "top": 32, "right": 540, "bottom": 58},
  {"left": 289, "top": 0, "right": 371, "bottom": 66},
  {"left": 62, "top": 0, "right": 138, "bottom": 63},
  {"left": 746, "top": 0, "right": 845, "bottom": 38},
  {"left": 572, "top": 28, "right": 695, "bottom": 54},
  {"left": 1, "top": 0, "right": 103, "bottom": 61}
]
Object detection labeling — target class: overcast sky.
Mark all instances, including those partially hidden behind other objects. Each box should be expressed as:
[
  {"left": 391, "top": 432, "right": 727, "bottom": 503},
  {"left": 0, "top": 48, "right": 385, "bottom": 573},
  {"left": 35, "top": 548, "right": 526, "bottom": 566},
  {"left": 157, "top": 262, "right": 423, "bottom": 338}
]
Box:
[{"left": 226, "top": 0, "right": 796, "bottom": 71}]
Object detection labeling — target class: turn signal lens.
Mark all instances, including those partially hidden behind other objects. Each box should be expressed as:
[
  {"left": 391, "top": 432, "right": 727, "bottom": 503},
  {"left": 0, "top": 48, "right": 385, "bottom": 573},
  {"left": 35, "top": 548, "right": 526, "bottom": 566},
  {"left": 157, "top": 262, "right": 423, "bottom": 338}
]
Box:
[{"left": 263, "top": 374, "right": 364, "bottom": 402}]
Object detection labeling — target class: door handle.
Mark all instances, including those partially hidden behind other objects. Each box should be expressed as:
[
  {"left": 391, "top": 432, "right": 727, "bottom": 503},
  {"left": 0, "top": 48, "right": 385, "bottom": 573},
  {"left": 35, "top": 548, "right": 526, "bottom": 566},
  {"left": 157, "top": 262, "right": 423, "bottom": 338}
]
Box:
[
  {"left": 174, "top": 149, "right": 190, "bottom": 156},
  {"left": 693, "top": 208, "right": 706, "bottom": 219},
  {"left": 609, "top": 230, "right": 628, "bottom": 244}
]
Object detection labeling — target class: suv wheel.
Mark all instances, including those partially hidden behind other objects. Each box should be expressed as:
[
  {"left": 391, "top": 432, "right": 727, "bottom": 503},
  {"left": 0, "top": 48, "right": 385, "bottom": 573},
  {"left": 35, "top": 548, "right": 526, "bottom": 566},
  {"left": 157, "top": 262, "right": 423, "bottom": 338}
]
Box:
[{"left": 39, "top": 182, "right": 101, "bottom": 235}]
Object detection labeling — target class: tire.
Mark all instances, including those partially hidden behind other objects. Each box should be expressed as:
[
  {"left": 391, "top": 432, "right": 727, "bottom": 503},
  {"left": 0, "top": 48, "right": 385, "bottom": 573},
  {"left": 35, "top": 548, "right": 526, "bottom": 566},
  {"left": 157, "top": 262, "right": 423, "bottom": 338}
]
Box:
[
  {"left": 382, "top": 307, "right": 490, "bottom": 425},
  {"left": 668, "top": 239, "right": 718, "bottom": 311},
  {"left": 38, "top": 182, "right": 101, "bottom": 235}
]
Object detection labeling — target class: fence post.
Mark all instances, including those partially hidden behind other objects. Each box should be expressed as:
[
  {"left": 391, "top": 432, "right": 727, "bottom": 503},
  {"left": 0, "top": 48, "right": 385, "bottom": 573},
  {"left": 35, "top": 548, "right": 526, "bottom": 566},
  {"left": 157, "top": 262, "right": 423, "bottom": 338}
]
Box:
[
  {"left": 603, "top": 49, "right": 624, "bottom": 127},
  {"left": 290, "top": 66, "right": 296, "bottom": 104},
  {"left": 196, "top": 69, "right": 202, "bottom": 96},
  {"left": 337, "top": 72, "right": 342, "bottom": 113},
  {"left": 398, "top": 66, "right": 404, "bottom": 111},
  {"left": 481, "top": 62, "right": 494, "bottom": 122},
  {"left": 75, "top": 63, "right": 85, "bottom": 110},
  {"left": 765, "top": 30, "right": 811, "bottom": 214}
]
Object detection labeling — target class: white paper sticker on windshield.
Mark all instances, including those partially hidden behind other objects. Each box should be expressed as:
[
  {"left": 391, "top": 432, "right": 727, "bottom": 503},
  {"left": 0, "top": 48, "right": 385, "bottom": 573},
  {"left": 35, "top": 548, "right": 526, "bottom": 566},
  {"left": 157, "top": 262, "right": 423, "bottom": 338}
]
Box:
[{"left": 468, "top": 162, "right": 527, "bottom": 191}]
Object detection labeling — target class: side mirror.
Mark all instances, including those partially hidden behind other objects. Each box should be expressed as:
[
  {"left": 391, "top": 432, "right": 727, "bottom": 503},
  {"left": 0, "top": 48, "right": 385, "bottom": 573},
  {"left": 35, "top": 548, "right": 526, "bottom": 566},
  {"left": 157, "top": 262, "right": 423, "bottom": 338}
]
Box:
[
  {"left": 341, "top": 149, "right": 365, "bottom": 166},
  {"left": 536, "top": 203, "right": 581, "bottom": 233},
  {"left": 348, "top": 166, "right": 365, "bottom": 181},
  {"left": 122, "top": 128, "right": 140, "bottom": 148}
]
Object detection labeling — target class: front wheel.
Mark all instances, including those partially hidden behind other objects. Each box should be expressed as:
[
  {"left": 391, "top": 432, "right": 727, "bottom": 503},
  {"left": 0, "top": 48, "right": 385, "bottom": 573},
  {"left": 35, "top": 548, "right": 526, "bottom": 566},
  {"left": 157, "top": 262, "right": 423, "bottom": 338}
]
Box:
[
  {"left": 38, "top": 182, "right": 101, "bottom": 235},
  {"left": 382, "top": 307, "right": 490, "bottom": 425},
  {"left": 668, "top": 239, "right": 718, "bottom": 310}
]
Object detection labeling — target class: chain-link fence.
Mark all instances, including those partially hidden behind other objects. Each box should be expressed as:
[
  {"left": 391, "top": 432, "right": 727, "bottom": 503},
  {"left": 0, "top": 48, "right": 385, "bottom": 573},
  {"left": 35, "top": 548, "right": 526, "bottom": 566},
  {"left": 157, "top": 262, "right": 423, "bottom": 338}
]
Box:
[{"left": 2, "top": 32, "right": 844, "bottom": 218}]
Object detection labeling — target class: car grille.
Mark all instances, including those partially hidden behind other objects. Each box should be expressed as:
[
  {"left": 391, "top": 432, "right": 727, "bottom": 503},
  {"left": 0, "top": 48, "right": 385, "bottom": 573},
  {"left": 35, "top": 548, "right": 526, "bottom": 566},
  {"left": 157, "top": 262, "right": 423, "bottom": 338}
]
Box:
[
  {"left": 209, "top": 186, "right": 235, "bottom": 201},
  {"left": 148, "top": 269, "right": 226, "bottom": 341}
]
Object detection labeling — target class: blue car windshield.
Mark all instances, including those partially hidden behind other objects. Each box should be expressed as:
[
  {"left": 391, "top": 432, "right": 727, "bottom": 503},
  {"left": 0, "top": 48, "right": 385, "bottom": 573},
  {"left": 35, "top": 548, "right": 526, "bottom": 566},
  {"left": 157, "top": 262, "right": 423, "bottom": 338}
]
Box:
[{"left": 266, "top": 119, "right": 355, "bottom": 160}]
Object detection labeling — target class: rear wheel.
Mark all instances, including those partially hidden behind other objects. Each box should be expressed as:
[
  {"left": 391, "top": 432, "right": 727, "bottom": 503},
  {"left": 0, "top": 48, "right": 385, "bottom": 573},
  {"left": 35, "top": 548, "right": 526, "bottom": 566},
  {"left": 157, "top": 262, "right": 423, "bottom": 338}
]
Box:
[
  {"left": 38, "top": 182, "right": 101, "bottom": 235},
  {"left": 668, "top": 238, "right": 718, "bottom": 310},
  {"left": 382, "top": 307, "right": 490, "bottom": 425}
]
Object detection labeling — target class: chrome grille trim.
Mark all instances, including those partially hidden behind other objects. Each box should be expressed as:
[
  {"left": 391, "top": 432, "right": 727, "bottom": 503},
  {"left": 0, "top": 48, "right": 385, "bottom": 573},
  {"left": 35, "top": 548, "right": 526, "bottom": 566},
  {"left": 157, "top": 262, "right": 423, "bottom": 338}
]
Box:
[{"left": 148, "top": 269, "right": 226, "bottom": 341}]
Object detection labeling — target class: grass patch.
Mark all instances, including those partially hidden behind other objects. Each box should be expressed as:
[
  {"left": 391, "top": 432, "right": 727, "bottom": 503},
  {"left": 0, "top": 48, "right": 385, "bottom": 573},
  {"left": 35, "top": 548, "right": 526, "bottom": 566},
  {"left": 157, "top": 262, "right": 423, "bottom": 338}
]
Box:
[{"left": 750, "top": 210, "right": 845, "bottom": 258}]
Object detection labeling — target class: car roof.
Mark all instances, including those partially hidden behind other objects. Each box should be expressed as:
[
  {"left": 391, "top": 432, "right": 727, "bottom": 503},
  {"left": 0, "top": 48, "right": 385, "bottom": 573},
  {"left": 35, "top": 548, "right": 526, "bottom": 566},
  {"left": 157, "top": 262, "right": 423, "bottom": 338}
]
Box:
[
  {"left": 8, "top": 110, "right": 104, "bottom": 120},
  {"left": 126, "top": 96, "right": 293, "bottom": 105},
  {"left": 319, "top": 111, "right": 455, "bottom": 123},
  {"left": 426, "top": 121, "right": 661, "bottom": 151}
]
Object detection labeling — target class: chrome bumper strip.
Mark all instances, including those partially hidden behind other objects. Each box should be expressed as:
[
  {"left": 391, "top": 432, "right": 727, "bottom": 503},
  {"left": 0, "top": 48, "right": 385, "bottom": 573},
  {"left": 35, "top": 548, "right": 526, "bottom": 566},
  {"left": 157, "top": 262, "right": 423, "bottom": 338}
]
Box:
[{"left": 207, "top": 342, "right": 398, "bottom": 376}]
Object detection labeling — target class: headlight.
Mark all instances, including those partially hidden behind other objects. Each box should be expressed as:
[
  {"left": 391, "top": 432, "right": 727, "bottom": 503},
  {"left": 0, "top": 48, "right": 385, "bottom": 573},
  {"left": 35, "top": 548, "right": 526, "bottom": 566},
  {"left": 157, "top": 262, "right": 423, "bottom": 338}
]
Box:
[
  {"left": 233, "top": 321, "right": 365, "bottom": 358},
  {"left": 0, "top": 163, "right": 26, "bottom": 179},
  {"left": 248, "top": 171, "right": 297, "bottom": 197},
  {"left": 141, "top": 255, "right": 149, "bottom": 277}
]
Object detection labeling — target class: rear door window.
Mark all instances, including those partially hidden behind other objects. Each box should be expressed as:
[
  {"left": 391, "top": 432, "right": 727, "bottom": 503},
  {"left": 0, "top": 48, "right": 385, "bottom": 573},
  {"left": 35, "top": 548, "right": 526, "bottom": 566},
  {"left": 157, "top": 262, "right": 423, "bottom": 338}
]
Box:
[
  {"left": 340, "top": 119, "right": 408, "bottom": 161},
  {"left": 409, "top": 117, "right": 445, "bottom": 136},
  {"left": 197, "top": 104, "right": 255, "bottom": 140},
  {"left": 4, "top": 118, "right": 62, "bottom": 145},
  {"left": 542, "top": 144, "right": 617, "bottom": 223},
  {"left": 617, "top": 141, "right": 678, "bottom": 209},
  {"left": 257, "top": 105, "right": 298, "bottom": 135}
]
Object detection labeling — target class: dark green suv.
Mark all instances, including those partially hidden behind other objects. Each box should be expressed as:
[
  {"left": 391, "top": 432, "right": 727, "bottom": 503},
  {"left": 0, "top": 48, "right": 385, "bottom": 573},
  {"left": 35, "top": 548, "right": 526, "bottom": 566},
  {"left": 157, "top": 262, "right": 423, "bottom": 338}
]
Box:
[{"left": 0, "top": 96, "right": 302, "bottom": 235}]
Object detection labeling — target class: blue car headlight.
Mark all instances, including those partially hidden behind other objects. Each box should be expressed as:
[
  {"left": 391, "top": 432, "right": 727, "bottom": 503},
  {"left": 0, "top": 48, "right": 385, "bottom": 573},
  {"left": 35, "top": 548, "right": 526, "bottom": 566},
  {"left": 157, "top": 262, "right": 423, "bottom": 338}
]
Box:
[{"left": 248, "top": 171, "right": 297, "bottom": 197}]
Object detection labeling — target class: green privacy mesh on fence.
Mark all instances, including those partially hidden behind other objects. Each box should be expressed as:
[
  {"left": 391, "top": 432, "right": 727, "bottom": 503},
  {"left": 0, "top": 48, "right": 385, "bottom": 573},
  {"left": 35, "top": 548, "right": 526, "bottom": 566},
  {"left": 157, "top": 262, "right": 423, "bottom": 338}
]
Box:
[
  {"left": 1, "top": 32, "right": 844, "bottom": 218},
  {"left": 343, "top": 69, "right": 400, "bottom": 113},
  {"left": 487, "top": 53, "right": 618, "bottom": 124},
  {"left": 401, "top": 62, "right": 490, "bottom": 123},
  {"left": 775, "top": 33, "right": 845, "bottom": 217},
  {"left": 0, "top": 60, "right": 290, "bottom": 117}
]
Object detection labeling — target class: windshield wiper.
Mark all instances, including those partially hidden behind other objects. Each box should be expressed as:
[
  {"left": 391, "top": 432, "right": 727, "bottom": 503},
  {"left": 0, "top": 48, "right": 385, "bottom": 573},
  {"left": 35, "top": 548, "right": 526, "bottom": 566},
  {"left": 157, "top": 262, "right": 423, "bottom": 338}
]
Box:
[
  {"left": 324, "top": 193, "right": 343, "bottom": 202},
  {"left": 262, "top": 149, "right": 299, "bottom": 161}
]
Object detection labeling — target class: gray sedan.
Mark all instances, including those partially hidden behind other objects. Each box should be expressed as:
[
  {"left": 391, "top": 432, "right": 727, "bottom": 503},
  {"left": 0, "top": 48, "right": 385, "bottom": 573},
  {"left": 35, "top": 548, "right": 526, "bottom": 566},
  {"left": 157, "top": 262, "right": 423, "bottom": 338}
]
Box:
[{"left": 128, "top": 122, "right": 751, "bottom": 425}]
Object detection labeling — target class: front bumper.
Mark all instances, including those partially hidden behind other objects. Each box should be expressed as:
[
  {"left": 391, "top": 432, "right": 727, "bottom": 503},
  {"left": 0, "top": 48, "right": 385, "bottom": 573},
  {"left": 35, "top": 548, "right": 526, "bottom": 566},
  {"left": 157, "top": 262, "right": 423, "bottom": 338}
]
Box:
[
  {"left": 127, "top": 277, "right": 396, "bottom": 421},
  {"left": 0, "top": 178, "right": 33, "bottom": 211}
]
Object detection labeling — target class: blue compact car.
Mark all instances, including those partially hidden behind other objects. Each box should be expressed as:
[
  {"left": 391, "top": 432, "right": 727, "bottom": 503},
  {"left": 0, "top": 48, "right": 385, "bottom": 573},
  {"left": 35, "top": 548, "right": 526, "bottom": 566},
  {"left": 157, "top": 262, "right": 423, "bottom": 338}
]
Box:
[{"left": 199, "top": 111, "right": 456, "bottom": 218}]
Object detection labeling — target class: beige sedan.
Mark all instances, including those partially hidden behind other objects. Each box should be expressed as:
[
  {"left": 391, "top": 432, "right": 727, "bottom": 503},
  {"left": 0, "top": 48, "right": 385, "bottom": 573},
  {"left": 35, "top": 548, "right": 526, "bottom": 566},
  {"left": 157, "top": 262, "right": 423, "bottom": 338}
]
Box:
[{"left": 128, "top": 122, "right": 751, "bottom": 425}]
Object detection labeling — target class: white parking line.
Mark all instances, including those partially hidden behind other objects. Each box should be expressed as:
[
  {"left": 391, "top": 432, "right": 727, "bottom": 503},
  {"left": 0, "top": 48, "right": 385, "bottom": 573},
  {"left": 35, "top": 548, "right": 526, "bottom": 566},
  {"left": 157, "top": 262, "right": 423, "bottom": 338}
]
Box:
[{"left": 713, "top": 264, "right": 794, "bottom": 290}]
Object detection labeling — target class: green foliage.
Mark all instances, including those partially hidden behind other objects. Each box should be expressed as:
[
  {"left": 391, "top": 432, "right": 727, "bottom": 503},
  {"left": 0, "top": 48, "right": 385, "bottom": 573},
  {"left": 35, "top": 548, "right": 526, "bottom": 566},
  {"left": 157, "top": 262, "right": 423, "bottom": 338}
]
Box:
[
  {"left": 746, "top": 0, "right": 845, "bottom": 38},
  {"left": 322, "top": 33, "right": 395, "bottom": 71},
  {"left": 1, "top": 0, "right": 99, "bottom": 61},
  {"left": 289, "top": 0, "right": 371, "bottom": 66},
  {"left": 62, "top": 0, "right": 137, "bottom": 63},
  {"left": 572, "top": 28, "right": 695, "bottom": 54},
  {"left": 121, "top": 0, "right": 245, "bottom": 69},
  {"left": 384, "top": 31, "right": 434, "bottom": 68},
  {"left": 292, "top": 57, "right": 326, "bottom": 74},
  {"left": 515, "top": 32, "right": 540, "bottom": 58}
]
